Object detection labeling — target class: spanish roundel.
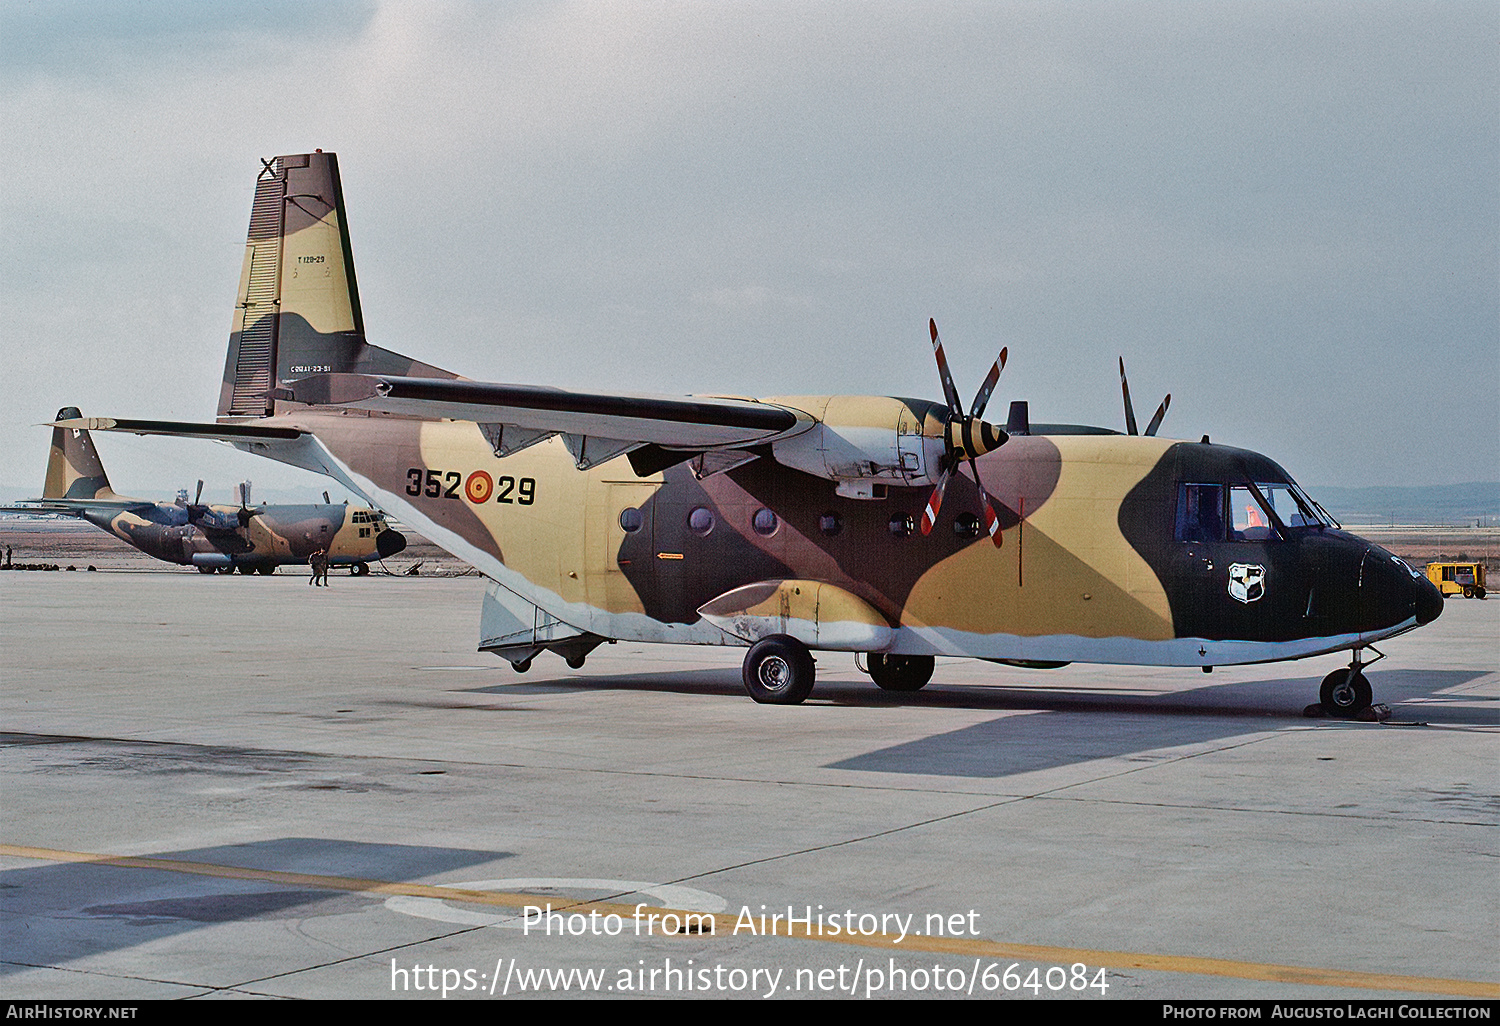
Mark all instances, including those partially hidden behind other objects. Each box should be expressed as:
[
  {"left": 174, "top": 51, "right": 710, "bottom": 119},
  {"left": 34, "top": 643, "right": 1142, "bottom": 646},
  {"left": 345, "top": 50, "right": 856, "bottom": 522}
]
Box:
[{"left": 465, "top": 471, "right": 493, "bottom": 504}]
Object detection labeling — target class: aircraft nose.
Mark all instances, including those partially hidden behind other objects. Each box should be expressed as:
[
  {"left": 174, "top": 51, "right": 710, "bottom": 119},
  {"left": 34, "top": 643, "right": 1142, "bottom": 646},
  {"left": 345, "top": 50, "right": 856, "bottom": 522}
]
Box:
[
  {"left": 377, "top": 529, "right": 407, "bottom": 558},
  {"left": 1414, "top": 573, "right": 1444, "bottom": 625},
  {"left": 1355, "top": 547, "right": 1444, "bottom": 632}
]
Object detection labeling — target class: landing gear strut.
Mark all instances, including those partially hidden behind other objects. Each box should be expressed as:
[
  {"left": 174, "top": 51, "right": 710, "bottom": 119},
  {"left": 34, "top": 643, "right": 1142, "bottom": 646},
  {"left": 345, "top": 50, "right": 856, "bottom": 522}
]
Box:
[{"left": 1318, "top": 647, "right": 1383, "bottom": 718}]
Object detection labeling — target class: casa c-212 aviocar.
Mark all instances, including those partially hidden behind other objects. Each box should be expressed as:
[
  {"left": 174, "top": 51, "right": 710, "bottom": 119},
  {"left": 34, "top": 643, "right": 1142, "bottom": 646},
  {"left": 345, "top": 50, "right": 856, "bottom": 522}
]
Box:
[{"left": 65, "top": 151, "right": 1443, "bottom": 717}]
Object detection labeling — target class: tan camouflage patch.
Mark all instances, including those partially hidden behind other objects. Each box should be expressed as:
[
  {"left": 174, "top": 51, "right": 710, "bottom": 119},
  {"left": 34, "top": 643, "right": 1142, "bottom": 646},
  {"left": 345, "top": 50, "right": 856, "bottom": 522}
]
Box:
[{"left": 903, "top": 436, "right": 1175, "bottom": 639}]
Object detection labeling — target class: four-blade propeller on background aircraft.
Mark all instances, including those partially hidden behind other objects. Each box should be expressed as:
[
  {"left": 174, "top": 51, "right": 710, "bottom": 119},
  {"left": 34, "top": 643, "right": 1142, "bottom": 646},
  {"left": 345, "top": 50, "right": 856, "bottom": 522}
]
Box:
[{"left": 237, "top": 480, "right": 259, "bottom": 528}]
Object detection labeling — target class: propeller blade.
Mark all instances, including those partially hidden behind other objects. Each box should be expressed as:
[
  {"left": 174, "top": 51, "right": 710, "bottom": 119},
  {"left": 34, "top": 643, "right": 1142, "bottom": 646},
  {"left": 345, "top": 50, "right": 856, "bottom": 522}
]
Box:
[
  {"left": 1144, "top": 394, "right": 1171, "bottom": 436},
  {"left": 919, "top": 466, "right": 953, "bottom": 536},
  {"left": 239, "top": 481, "right": 251, "bottom": 508},
  {"left": 968, "top": 458, "right": 1004, "bottom": 548},
  {"left": 194, "top": 479, "right": 204, "bottom": 505},
  {"left": 1119, "top": 357, "right": 1138, "bottom": 435},
  {"left": 969, "top": 348, "right": 1007, "bottom": 419},
  {"left": 929, "top": 319, "right": 964, "bottom": 418}
]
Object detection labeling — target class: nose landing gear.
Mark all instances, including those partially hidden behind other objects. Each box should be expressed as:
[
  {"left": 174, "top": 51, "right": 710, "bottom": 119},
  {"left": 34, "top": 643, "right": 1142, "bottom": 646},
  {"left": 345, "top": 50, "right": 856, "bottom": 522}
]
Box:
[{"left": 1315, "top": 647, "right": 1387, "bottom": 720}]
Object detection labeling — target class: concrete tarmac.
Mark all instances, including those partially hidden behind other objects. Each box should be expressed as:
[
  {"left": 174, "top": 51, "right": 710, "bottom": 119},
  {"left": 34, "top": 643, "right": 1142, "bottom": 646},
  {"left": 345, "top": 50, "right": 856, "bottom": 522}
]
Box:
[{"left": 2, "top": 570, "right": 1495, "bottom": 1001}]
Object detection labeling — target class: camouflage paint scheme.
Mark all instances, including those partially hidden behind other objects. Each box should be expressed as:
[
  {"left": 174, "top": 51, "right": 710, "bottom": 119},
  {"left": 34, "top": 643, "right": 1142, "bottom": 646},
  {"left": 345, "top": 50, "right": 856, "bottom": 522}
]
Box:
[
  {"left": 7, "top": 407, "right": 404, "bottom": 574},
  {"left": 67, "top": 152, "right": 1442, "bottom": 701}
]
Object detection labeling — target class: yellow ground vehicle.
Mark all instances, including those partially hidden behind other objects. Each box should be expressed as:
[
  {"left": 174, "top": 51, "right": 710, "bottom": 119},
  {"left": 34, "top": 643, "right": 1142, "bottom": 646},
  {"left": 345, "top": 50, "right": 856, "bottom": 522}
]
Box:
[{"left": 1425, "top": 562, "right": 1487, "bottom": 599}]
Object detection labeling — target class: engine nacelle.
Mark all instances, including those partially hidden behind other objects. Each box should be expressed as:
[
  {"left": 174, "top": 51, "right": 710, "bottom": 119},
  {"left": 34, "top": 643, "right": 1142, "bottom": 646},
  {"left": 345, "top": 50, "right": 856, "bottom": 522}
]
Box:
[{"left": 766, "top": 396, "right": 949, "bottom": 494}]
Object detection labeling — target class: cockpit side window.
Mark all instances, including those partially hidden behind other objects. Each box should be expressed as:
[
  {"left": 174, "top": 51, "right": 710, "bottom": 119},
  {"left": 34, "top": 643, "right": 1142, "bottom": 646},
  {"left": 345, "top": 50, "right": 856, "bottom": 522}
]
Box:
[
  {"left": 1176, "top": 483, "right": 1225, "bottom": 542},
  {"left": 1178, "top": 475, "right": 1327, "bottom": 543},
  {"left": 1229, "top": 485, "right": 1275, "bottom": 540}
]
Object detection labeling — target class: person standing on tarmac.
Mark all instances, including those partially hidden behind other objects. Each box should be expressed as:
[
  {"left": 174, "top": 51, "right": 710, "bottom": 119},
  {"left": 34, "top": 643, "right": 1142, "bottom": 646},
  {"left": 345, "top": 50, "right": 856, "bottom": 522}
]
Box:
[{"left": 309, "top": 548, "right": 329, "bottom": 586}]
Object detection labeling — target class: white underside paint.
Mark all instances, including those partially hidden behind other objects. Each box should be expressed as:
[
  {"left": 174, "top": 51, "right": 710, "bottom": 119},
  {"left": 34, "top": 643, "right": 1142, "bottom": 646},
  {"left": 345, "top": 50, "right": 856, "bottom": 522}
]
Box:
[{"left": 887, "top": 618, "right": 1421, "bottom": 666}]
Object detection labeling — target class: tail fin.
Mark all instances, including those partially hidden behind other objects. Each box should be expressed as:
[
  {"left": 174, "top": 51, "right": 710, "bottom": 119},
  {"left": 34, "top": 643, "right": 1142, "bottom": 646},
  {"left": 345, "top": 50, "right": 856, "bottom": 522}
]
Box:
[
  {"left": 219, "top": 151, "right": 454, "bottom": 419},
  {"left": 44, "top": 407, "right": 119, "bottom": 500}
]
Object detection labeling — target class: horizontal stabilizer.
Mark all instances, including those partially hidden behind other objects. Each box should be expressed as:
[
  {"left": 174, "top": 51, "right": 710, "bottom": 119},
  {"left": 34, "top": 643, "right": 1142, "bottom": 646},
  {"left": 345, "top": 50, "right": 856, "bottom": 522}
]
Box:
[
  {"left": 50, "top": 417, "right": 306, "bottom": 442},
  {"left": 49, "top": 417, "right": 372, "bottom": 505}
]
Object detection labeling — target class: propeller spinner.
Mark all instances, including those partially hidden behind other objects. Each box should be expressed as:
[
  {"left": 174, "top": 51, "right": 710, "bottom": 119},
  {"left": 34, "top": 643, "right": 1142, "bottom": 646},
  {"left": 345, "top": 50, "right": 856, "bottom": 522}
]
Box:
[{"left": 919, "top": 319, "right": 1010, "bottom": 546}]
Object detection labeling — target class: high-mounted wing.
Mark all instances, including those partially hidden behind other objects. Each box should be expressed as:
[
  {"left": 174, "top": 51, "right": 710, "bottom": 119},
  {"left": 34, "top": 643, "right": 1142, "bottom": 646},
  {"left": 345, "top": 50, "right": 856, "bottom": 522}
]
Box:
[
  {"left": 286, "top": 373, "right": 810, "bottom": 457},
  {"left": 0, "top": 499, "right": 156, "bottom": 517}
]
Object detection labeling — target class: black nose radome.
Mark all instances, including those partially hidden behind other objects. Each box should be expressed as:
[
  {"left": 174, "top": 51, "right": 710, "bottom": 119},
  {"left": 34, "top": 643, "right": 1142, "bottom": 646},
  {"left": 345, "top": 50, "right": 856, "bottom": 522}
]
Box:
[
  {"left": 1415, "top": 574, "right": 1444, "bottom": 626},
  {"left": 377, "top": 529, "right": 407, "bottom": 558}
]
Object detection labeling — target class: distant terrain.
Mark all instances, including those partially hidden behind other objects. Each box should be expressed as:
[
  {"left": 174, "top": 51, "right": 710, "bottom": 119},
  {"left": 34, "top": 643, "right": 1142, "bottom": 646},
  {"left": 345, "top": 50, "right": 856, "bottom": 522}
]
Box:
[{"left": 1307, "top": 482, "right": 1498, "bottom": 527}]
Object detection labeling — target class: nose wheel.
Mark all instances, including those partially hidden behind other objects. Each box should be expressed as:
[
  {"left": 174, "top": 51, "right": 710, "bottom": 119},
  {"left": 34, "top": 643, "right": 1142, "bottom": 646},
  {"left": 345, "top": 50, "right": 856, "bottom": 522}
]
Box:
[
  {"left": 1319, "top": 668, "right": 1372, "bottom": 718},
  {"left": 1317, "top": 647, "right": 1383, "bottom": 718}
]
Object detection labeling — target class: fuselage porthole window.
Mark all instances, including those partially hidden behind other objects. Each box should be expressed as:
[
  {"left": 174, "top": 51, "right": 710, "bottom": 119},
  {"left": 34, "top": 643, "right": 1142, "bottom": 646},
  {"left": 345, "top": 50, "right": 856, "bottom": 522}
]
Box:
[{"left": 688, "top": 507, "right": 715, "bottom": 537}]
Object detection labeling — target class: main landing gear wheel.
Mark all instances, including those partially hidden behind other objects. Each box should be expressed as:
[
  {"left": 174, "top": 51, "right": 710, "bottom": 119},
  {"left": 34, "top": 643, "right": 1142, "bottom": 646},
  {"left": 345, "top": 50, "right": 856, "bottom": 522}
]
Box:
[
  {"left": 197, "top": 566, "right": 216, "bottom": 574},
  {"left": 867, "top": 653, "right": 935, "bottom": 692},
  {"left": 257, "top": 566, "right": 275, "bottom": 576},
  {"left": 1319, "top": 668, "right": 1372, "bottom": 718},
  {"left": 742, "top": 635, "right": 815, "bottom": 705}
]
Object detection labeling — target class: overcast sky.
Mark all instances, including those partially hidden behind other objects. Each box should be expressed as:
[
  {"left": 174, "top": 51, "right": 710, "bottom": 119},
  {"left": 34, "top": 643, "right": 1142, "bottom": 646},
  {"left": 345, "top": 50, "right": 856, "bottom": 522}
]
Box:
[{"left": 1, "top": 0, "right": 1495, "bottom": 502}]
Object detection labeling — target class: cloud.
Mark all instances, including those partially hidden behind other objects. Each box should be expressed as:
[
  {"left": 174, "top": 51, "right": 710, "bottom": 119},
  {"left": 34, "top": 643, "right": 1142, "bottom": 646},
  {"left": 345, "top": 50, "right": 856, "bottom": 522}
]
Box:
[{"left": 0, "top": 1, "right": 1494, "bottom": 491}]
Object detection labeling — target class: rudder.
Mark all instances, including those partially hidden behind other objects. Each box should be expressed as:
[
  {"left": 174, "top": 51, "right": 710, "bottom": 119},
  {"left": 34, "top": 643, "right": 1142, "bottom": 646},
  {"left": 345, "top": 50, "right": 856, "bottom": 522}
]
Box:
[
  {"left": 44, "top": 407, "right": 118, "bottom": 500},
  {"left": 219, "top": 151, "right": 453, "bottom": 419}
]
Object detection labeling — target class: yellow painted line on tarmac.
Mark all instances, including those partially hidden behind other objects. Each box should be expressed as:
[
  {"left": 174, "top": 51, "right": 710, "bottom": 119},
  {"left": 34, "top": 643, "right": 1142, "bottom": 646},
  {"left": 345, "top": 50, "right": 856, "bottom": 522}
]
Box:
[{"left": 4, "top": 844, "right": 1495, "bottom": 999}]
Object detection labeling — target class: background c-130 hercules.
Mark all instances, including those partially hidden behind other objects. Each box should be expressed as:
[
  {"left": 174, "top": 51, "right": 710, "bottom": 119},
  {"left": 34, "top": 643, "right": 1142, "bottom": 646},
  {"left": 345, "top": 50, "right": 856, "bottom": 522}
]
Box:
[
  {"left": 4, "top": 407, "right": 405, "bottom": 575},
  {"left": 66, "top": 151, "right": 1443, "bottom": 716}
]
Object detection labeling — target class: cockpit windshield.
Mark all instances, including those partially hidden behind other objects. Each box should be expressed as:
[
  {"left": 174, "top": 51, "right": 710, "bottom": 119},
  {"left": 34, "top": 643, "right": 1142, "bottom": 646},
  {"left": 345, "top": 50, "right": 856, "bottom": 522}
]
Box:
[
  {"left": 1253, "top": 482, "right": 1325, "bottom": 530},
  {"left": 1177, "top": 477, "right": 1328, "bottom": 543}
]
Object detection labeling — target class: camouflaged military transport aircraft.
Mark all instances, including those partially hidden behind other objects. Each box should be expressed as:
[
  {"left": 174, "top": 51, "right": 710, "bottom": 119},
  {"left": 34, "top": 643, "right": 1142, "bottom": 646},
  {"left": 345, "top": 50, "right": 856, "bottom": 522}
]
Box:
[
  {"left": 64, "top": 151, "right": 1443, "bottom": 716},
  {"left": 5, "top": 407, "right": 405, "bottom": 575}
]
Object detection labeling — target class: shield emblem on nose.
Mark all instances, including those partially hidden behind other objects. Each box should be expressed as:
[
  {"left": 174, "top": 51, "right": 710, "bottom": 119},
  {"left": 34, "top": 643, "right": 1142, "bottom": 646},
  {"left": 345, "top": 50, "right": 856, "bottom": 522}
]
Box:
[{"left": 1228, "top": 563, "right": 1266, "bottom": 604}]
